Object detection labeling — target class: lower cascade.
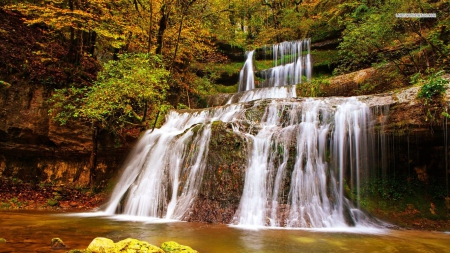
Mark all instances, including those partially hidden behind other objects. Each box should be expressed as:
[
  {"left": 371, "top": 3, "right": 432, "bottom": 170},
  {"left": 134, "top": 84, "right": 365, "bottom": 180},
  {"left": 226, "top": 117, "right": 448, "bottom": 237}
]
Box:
[{"left": 104, "top": 91, "right": 381, "bottom": 228}]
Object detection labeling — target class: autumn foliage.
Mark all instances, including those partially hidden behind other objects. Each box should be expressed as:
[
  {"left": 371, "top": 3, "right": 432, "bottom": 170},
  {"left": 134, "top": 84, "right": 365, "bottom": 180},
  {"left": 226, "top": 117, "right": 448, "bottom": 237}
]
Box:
[{"left": 0, "top": 9, "right": 99, "bottom": 88}]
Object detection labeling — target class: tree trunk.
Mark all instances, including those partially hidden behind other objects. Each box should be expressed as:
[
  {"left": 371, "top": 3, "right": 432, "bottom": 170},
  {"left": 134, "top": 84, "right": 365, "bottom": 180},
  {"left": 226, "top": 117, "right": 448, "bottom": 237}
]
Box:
[
  {"left": 89, "top": 122, "right": 99, "bottom": 188},
  {"left": 89, "top": 31, "right": 97, "bottom": 56},
  {"left": 156, "top": 4, "right": 169, "bottom": 55},
  {"left": 171, "top": 12, "right": 185, "bottom": 71},
  {"left": 147, "top": 0, "right": 153, "bottom": 53},
  {"left": 68, "top": 0, "right": 76, "bottom": 62}
]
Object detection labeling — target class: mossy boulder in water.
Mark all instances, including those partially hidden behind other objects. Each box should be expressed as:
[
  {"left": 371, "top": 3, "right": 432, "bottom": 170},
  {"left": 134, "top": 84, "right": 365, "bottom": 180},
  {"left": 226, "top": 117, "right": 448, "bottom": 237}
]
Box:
[
  {"left": 86, "top": 237, "right": 117, "bottom": 253},
  {"left": 84, "top": 237, "right": 165, "bottom": 253},
  {"left": 51, "top": 238, "right": 67, "bottom": 249},
  {"left": 116, "top": 238, "right": 164, "bottom": 253},
  {"left": 160, "top": 241, "right": 198, "bottom": 253}
]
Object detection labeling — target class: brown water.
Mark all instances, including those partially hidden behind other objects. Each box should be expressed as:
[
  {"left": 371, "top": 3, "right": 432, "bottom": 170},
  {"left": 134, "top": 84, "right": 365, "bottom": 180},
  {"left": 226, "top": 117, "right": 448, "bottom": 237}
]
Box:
[{"left": 0, "top": 211, "right": 449, "bottom": 253}]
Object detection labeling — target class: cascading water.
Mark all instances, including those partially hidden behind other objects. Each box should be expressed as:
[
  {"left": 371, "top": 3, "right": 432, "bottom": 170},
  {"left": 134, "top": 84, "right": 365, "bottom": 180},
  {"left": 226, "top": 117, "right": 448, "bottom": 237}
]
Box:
[
  {"left": 104, "top": 105, "right": 244, "bottom": 219},
  {"left": 231, "top": 98, "right": 374, "bottom": 228},
  {"left": 104, "top": 95, "right": 378, "bottom": 228},
  {"left": 102, "top": 37, "right": 380, "bottom": 228},
  {"left": 238, "top": 39, "right": 312, "bottom": 93},
  {"left": 238, "top": 51, "right": 255, "bottom": 92}
]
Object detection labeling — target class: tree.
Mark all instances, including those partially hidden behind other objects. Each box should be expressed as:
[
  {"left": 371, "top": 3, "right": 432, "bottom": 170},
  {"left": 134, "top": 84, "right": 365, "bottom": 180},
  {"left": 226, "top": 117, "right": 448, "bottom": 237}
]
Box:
[
  {"left": 49, "top": 53, "right": 170, "bottom": 187},
  {"left": 6, "top": 0, "right": 144, "bottom": 62},
  {"left": 336, "top": 0, "right": 449, "bottom": 75}
]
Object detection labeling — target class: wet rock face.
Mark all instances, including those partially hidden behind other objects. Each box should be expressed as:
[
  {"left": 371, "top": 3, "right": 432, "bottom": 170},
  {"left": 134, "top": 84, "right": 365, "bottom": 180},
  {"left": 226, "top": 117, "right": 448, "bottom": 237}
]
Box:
[
  {"left": 187, "top": 121, "right": 247, "bottom": 223},
  {"left": 0, "top": 84, "right": 128, "bottom": 188}
]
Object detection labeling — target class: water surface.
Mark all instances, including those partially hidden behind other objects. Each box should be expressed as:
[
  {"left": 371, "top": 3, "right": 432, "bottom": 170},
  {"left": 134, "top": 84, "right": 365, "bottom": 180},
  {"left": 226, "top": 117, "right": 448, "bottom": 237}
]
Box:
[{"left": 0, "top": 211, "right": 449, "bottom": 252}]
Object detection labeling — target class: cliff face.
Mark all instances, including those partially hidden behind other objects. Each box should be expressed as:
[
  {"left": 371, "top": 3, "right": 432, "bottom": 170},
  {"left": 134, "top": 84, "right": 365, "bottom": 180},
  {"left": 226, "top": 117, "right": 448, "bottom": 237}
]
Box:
[
  {"left": 0, "top": 84, "right": 129, "bottom": 188},
  {"left": 0, "top": 9, "right": 128, "bottom": 188},
  {"left": 189, "top": 86, "right": 450, "bottom": 226}
]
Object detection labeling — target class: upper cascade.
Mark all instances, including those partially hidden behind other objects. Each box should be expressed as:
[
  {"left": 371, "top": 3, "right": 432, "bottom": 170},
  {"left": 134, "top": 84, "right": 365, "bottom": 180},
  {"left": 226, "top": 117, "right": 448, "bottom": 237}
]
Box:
[{"left": 238, "top": 39, "right": 312, "bottom": 92}]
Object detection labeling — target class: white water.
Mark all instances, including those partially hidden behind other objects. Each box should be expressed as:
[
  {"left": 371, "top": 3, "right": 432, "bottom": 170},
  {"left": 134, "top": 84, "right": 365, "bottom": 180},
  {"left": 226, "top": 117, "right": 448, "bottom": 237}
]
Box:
[
  {"left": 227, "top": 85, "right": 297, "bottom": 104},
  {"left": 238, "top": 39, "right": 311, "bottom": 92},
  {"left": 231, "top": 98, "right": 374, "bottom": 228},
  {"left": 104, "top": 105, "right": 244, "bottom": 218},
  {"left": 238, "top": 51, "right": 255, "bottom": 92},
  {"left": 104, "top": 95, "right": 377, "bottom": 229}
]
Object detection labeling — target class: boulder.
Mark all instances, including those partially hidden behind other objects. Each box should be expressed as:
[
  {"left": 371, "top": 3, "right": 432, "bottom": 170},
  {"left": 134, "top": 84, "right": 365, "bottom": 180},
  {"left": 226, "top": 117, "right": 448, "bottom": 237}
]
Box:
[
  {"left": 86, "top": 237, "right": 117, "bottom": 253},
  {"left": 160, "top": 241, "right": 198, "bottom": 253},
  {"left": 51, "top": 238, "right": 66, "bottom": 249},
  {"left": 115, "top": 238, "right": 164, "bottom": 253}
]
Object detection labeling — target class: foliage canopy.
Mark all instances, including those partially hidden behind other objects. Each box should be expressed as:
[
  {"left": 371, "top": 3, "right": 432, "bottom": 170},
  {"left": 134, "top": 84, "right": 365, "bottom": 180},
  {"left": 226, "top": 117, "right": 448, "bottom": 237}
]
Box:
[{"left": 49, "top": 53, "right": 169, "bottom": 137}]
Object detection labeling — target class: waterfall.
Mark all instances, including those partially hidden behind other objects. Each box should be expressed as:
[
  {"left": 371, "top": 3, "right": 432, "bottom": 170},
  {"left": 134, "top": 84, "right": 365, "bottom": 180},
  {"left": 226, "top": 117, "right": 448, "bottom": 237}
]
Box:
[
  {"left": 231, "top": 98, "right": 373, "bottom": 228},
  {"left": 104, "top": 96, "right": 377, "bottom": 228},
  {"left": 104, "top": 105, "right": 244, "bottom": 218},
  {"left": 238, "top": 39, "right": 312, "bottom": 93},
  {"left": 100, "top": 38, "right": 382, "bottom": 229},
  {"left": 238, "top": 51, "right": 255, "bottom": 92},
  {"left": 227, "top": 85, "right": 297, "bottom": 104}
]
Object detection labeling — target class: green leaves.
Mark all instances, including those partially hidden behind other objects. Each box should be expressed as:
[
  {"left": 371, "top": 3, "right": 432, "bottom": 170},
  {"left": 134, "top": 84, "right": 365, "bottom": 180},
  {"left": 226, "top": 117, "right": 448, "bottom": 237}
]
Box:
[
  {"left": 417, "top": 70, "right": 448, "bottom": 101},
  {"left": 49, "top": 53, "right": 170, "bottom": 136}
]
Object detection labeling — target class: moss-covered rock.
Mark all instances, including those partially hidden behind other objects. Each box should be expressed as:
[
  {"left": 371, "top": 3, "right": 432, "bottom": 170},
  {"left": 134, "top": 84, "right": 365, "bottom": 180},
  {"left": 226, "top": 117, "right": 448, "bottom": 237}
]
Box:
[
  {"left": 81, "top": 237, "right": 165, "bottom": 253},
  {"left": 160, "top": 241, "right": 198, "bottom": 253},
  {"left": 0, "top": 238, "right": 6, "bottom": 243},
  {"left": 86, "top": 237, "right": 117, "bottom": 253},
  {"left": 51, "top": 237, "right": 66, "bottom": 249},
  {"left": 65, "top": 249, "right": 92, "bottom": 253},
  {"left": 115, "top": 238, "right": 164, "bottom": 253},
  {"left": 187, "top": 120, "right": 247, "bottom": 223}
]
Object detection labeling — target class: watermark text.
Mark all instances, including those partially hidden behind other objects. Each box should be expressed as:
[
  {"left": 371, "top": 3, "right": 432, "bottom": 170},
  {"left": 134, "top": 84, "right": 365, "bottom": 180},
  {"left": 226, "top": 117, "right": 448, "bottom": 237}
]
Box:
[{"left": 396, "top": 13, "right": 436, "bottom": 18}]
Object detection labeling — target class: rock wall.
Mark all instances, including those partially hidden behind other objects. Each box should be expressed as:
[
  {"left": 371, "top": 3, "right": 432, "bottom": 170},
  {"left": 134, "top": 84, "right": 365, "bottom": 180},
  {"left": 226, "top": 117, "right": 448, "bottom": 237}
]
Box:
[
  {"left": 187, "top": 121, "right": 247, "bottom": 223},
  {"left": 0, "top": 84, "right": 129, "bottom": 188}
]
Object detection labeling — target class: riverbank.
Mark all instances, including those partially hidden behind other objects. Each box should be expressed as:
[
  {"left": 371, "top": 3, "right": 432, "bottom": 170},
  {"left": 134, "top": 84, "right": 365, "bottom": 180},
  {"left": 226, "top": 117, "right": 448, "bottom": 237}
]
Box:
[
  {"left": 0, "top": 181, "right": 107, "bottom": 211},
  {"left": 1, "top": 180, "right": 450, "bottom": 231}
]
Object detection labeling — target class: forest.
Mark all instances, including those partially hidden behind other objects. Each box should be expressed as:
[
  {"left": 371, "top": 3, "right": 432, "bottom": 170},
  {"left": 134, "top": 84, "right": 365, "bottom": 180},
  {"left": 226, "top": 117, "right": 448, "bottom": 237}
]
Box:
[{"left": 0, "top": 0, "right": 449, "bottom": 132}]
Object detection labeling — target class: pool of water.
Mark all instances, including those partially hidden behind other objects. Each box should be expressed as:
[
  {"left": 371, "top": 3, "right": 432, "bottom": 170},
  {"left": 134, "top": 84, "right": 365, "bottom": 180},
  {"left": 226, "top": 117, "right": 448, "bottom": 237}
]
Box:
[{"left": 0, "top": 211, "right": 449, "bottom": 252}]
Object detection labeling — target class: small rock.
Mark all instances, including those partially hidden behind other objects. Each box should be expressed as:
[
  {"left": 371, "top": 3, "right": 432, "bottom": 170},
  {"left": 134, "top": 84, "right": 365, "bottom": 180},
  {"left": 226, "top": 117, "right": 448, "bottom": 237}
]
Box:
[
  {"left": 0, "top": 238, "right": 6, "bottom": 243},
  {"left": 69, "top": 201, "right": 78, "bottom": 207},
  {"left": 51, "top": 238, "right": 66, "bottom": 249},
  {"left": 47, "top": 199, "right": 59, "bottom": 207}
]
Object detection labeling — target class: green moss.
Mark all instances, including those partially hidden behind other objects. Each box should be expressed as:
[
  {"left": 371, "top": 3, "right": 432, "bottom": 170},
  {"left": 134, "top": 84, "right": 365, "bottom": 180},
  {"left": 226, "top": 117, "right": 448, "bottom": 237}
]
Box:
[
  {"left": 311, "top": 49, "right": 339, "bottom": 69},
  {"left": 359, "top": 175, "right": 450, "bottom": 223},
  {"left": 254, "top": 59, "right": 273, "bottom": 70},
  {"left": 51, "top": 238, "right": 66, "bottom": 249},
  {"left": 87, "top": 237, "right": 117, "bottom": 253},
  {"left": 215, "top": 83, "right": 238, "bottom": 93},
  {"left": 116, "top": 238, "right": 164, "bottom": 253},
  {"left": 296, "top": 77, "right": 329, "bottom": 97},
  {"left": 47, "top": 198, "right": 59, "bottom": 207},
  {"left": 160, "top": 241, "right": 198, "bottom": 253}
]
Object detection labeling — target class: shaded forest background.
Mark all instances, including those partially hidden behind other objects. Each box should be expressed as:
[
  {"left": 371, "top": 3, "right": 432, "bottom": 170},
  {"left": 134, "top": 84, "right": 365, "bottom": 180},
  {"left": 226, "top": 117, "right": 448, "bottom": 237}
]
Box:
[{"left": 1, "top": 0, "right": 449, "bottom": 138}]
